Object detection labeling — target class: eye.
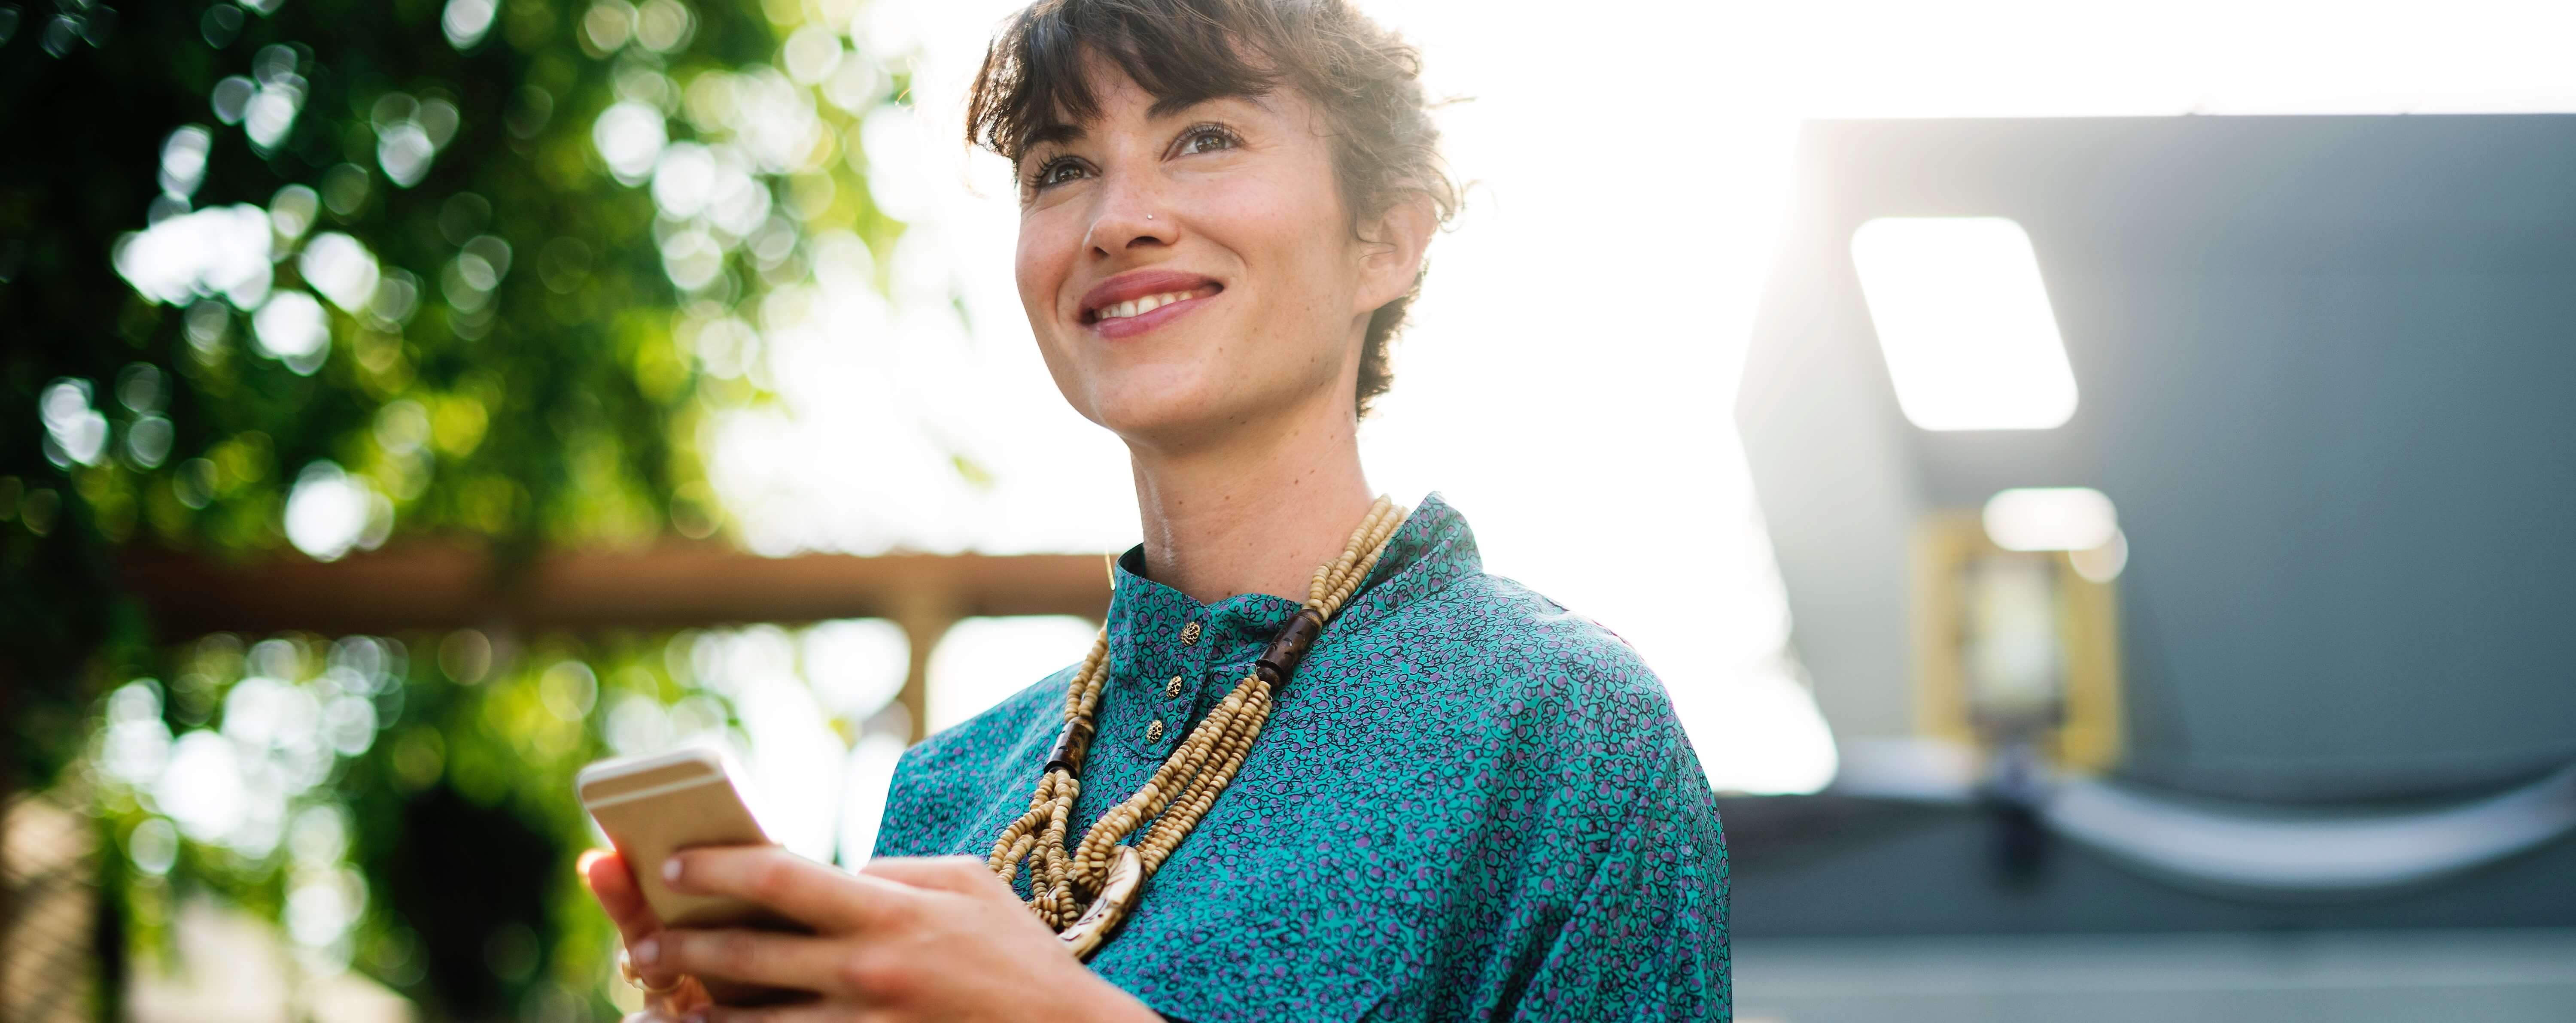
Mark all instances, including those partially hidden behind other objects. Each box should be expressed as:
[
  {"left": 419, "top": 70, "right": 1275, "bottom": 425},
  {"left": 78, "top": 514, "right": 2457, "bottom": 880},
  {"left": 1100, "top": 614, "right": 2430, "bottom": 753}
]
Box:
[
  {"left": 1177, "top": 125, "right": 1239, "bottom": 156},
  {"left": 1029, "top": 156, "right": 1090, "bottom": 191}
]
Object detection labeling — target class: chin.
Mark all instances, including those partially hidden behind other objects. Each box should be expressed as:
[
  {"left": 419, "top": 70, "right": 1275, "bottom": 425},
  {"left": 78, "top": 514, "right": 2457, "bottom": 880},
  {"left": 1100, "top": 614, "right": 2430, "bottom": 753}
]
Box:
[
  {"left": 1045, "top": 316, "right": 1347, "bottom": 450},
  {"left": 1081, "top": 376, "right": 1232, "bottom": 448}
]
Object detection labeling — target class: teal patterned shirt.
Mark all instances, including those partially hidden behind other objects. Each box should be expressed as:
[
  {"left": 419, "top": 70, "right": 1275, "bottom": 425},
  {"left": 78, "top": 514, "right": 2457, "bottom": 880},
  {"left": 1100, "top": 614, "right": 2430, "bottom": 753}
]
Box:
[{"left": 873, "top": 494, "right": 1731, "bottom": 1021}]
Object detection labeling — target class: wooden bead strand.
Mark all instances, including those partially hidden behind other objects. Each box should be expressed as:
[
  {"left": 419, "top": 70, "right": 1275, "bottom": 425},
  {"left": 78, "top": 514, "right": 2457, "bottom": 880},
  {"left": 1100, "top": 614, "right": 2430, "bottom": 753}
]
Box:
[{"left": 988, "top": 497, "right": 1408, "bottom": 958}]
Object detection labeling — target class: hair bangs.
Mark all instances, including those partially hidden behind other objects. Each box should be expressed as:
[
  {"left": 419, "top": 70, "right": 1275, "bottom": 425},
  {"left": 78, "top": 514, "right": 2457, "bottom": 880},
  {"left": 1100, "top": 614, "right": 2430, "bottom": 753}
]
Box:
[{"left": 970, "top": 0, "right": 1288, "bottom": 164}]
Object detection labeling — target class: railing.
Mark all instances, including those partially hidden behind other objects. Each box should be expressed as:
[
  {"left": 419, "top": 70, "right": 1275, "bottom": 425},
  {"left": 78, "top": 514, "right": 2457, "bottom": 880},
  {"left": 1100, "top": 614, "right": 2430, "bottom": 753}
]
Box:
[{"left": 121, "top": 544, "right": 1116, "bottom": 743}]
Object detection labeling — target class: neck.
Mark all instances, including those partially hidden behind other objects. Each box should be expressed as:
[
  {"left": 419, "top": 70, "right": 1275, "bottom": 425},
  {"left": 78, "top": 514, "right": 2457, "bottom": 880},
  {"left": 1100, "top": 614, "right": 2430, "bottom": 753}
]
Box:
[{"left": 1126, "top": 399, "right": 1375, "bottom": 607}]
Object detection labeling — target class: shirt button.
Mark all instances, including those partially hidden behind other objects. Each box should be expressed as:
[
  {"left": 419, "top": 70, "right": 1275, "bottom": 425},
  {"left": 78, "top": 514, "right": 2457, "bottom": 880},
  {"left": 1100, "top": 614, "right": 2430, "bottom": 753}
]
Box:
[
  {"left": 1165, "top": 675, "right": 1183, "bottom": 698},
  {"left": 1146, "top": 719, "right": 1165, "bottom": 742},
  {"left": 1179, "top": 621, "right": 1203, "bottom": 645}
]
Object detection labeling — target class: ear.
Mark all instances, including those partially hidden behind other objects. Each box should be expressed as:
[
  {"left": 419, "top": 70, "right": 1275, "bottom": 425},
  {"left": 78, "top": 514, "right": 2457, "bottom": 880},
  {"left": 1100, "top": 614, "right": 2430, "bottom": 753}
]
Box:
[{"left": 1354, "top": 194, "right": 1438, "bottom": 315}]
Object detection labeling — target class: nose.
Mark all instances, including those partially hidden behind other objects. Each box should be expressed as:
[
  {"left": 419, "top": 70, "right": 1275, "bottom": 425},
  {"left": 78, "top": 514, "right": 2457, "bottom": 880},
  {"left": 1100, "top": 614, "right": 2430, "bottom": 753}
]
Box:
[{"left": 1081, "top": 178, "right": 1173, "bottom": 258}]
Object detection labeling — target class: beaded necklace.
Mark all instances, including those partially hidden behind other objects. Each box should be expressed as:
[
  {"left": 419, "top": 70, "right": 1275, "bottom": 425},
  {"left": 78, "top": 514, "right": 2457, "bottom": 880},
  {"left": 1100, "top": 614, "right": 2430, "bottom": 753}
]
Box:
[{"left": 986, "top": 496, "right": 1410, "bottom": 959}]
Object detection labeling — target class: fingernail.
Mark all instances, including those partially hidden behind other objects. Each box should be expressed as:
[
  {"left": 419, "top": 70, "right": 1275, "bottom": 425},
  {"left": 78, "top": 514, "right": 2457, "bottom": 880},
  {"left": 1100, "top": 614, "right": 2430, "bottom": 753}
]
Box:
[
  {"left": 634, "top": 936, "right": 660, "bottom": 965},
  {"left": 661, "top": 857, "right": 683, "bottom": 885}
]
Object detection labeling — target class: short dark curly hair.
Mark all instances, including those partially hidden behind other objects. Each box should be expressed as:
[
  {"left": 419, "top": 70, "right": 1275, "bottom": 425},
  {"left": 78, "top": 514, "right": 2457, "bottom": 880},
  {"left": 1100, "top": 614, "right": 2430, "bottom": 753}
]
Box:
[{"left": 965, "top": 0, "right": 1460, "bottom": 419}]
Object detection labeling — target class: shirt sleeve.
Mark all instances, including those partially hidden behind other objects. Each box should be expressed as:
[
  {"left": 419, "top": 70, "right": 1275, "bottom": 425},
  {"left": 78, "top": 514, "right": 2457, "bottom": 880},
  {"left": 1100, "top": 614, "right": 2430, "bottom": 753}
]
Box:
[{"left": 1506, "top": 730, "right": 1733, "bottom": 1023}]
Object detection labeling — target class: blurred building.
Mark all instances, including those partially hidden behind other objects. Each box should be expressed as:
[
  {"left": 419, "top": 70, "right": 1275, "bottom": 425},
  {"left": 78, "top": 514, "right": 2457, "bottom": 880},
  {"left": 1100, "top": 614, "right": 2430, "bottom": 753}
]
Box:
[{"left": 1728, "top": 113, "right": 2576, "bottom": 1020}]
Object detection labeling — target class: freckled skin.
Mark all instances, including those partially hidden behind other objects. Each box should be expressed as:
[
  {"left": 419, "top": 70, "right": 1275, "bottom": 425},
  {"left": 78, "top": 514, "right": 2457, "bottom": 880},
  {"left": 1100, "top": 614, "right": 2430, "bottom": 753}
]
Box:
[{"left": 1013, "top": 61, "right": 1397, "bottom": 460}]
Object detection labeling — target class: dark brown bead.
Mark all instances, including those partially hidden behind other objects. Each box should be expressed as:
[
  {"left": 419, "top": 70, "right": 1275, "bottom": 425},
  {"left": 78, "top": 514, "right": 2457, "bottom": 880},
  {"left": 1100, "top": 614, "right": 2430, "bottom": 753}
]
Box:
[
  {"left": 1043, "top": 717, "right": 1097, "bottom": 776},
  {"left": 1256, "top": 607, "right": 1329, "bottom": 683}
]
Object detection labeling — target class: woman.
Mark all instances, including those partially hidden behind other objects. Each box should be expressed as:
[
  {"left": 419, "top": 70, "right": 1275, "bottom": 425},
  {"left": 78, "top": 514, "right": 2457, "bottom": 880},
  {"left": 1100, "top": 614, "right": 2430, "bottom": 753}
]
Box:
[{"left": 583, "top": 0, "right": 1731, "bottom": 1019}]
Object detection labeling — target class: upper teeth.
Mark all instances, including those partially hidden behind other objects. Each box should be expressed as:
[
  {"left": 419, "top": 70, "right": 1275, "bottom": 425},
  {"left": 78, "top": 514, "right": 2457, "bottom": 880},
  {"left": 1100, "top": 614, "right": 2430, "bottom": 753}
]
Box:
[{"left": 1096, "top": 289, "right": 1203, "bottom": 321}]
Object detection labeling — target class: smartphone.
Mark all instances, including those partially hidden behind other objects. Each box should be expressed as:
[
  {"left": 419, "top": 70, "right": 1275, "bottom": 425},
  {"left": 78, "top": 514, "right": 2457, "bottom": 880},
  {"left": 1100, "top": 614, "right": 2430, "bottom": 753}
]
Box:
[{"left": 577, "top": 746, "right": 807, "bottom": 1005}]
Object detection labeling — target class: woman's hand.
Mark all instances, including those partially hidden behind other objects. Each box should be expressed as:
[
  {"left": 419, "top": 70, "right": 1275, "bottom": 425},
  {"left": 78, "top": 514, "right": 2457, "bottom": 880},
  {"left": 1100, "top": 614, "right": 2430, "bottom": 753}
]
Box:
[
  {"left": 592, "top": 847, "right": 1160, "bottom": 1023},
  {"left": 581, "top": 850, "right": 715, "bottom": 1021}
]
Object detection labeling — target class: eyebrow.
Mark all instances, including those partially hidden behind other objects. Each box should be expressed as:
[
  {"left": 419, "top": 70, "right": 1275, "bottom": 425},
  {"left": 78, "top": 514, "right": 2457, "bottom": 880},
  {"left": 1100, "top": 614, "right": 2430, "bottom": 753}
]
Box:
[
  {"left": 1025, "top": 121, "right": 1085, "bottom": 150},
  {"left": 1022, "top": 92, "right": 1277, "bottom": 155}
]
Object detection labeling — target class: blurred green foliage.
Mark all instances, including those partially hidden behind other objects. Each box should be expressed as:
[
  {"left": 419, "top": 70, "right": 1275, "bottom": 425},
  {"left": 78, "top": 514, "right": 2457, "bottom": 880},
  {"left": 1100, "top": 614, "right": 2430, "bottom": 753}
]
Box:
[
  {"left": 1, "top": 0, "right": 915, "bottom": 1016},
  {"left": 92, "top": 628, "right": 760, "bottom": 1019}
]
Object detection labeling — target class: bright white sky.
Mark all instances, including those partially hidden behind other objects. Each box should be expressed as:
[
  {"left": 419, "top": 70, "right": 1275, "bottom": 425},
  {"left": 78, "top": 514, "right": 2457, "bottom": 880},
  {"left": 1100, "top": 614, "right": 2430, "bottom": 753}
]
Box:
[{"left": 705, "top": 0, "right": 2576, "bottom": 845}]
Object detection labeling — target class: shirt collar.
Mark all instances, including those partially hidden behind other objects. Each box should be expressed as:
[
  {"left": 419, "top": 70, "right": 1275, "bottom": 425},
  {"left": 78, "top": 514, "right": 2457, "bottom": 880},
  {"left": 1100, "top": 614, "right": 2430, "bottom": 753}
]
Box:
[{"left": 1105, "top": 491, "right": 1481, "bottom": 653}]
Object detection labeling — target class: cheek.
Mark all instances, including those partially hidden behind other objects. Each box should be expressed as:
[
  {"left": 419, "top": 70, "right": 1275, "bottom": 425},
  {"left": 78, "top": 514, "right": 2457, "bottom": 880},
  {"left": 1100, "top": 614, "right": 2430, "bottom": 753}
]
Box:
[
  {"left": 1014, "top": 216, "right": 1074, "bottom": 326},
  {"left": 1213, "top": 173, "right": 1353, "bottom": 306},
  {"left": 1210, "top": 176, "right": 1320, "bottom": 264},
  {"left": 1014, "top": 209, "right": 1111, "bottom": 420}
]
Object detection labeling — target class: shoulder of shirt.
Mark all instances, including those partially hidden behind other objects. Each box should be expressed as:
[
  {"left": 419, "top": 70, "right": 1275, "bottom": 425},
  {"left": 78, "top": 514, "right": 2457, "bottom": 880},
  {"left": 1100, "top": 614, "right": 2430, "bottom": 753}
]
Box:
[
  {"left": 1359, "top": 571, "right": 1713, "bottom": 835},
  {"left": 1370, "top": 568, "right": 1679, "bottom": 729},
  {"left": 893, "top": 660, "right": 1072, "bottom": 777},
  {"left": 1386, "top": 569, "right": 1656, "bottom": 671}
]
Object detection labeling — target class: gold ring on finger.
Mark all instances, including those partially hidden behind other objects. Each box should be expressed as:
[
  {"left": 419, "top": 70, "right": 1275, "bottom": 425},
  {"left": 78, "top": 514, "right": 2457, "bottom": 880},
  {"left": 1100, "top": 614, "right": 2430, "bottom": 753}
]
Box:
[{"left": 617, "top": 948, "right": 686, "bottom": 996}]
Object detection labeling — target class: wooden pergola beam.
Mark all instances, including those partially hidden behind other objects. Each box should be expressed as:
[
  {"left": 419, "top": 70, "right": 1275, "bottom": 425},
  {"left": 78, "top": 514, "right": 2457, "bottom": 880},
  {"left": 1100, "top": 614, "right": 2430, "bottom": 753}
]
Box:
[
  {"left": 121, "top": 544, "right": 1117, "bottom": 742},
  {"left": 122, "top": 544, "right": 1115, "bottom": 638}
]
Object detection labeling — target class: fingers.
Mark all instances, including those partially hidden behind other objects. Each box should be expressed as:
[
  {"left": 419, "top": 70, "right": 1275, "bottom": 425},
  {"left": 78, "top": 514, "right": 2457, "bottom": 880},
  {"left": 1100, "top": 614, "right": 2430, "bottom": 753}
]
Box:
[
  {"left": 584, "top": 850, "right": 661, "bottom": 937},
  {"left": 663, "top": 846, "right": 917, "bottom": 932},
  {"left": 856, "top": 855, "right": 1004, "bottom": 898},
  {"left": 620, "top": 1005, "right": 710, "bottom": 1023},
  {"left": 638, "top": 927, "right": 854, "bottom": 994},
  {"left": 645, "top": 975, "right": 713, "bottom": 1019},
  {"left": 693, "top": 1001, "right": 865, "bottom": 1023},
  {"left": 618, "top": 975, "right": 716, "bottom": 1023},
  {"left": 582, "top": 849, "right": 686, "bottom": 991},
  {"left": 584, "top": 850, "right": 642, "bottom": 923}
]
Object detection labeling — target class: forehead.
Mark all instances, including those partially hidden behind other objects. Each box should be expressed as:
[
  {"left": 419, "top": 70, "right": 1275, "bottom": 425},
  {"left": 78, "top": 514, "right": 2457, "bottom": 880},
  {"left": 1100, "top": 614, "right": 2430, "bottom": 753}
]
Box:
[
  {"left": 1008, "top": 39, "right": 1296, "bottom": 158},
  {"left": 1047, "top": 53, "right": 1277, "bottom": 129}
]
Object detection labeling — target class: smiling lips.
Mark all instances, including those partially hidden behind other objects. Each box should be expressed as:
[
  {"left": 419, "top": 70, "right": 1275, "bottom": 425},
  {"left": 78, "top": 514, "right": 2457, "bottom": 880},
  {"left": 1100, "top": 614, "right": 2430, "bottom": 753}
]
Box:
[
  {"left": 1079, "top": 270, "right": 1224, "bottom": 338},
  {"left": 1093, "top": 287, "right": 1215, "bottom": 322}
]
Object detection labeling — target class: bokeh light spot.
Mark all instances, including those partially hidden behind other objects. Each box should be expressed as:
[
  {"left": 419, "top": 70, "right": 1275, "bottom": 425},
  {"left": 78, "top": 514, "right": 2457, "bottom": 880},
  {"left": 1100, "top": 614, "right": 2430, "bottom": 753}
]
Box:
[
  {"left": 284, "top": 461, "right": 373, "bottom": 561},
  {"left": 251, "top": 290, "right": 330, "bottom": 372},
  {"left": 593, "top": 100, "right": 667, "bottom": 185},
  {"left": 442, "top": 0, "right": 498, "bottom": 50}
]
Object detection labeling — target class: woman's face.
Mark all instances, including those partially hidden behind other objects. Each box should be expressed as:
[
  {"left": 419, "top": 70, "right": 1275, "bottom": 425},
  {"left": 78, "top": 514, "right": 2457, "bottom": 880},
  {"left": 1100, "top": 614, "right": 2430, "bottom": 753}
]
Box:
[{"left": 1013, "top": 63, "right": 1411, "bottom": 452}]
